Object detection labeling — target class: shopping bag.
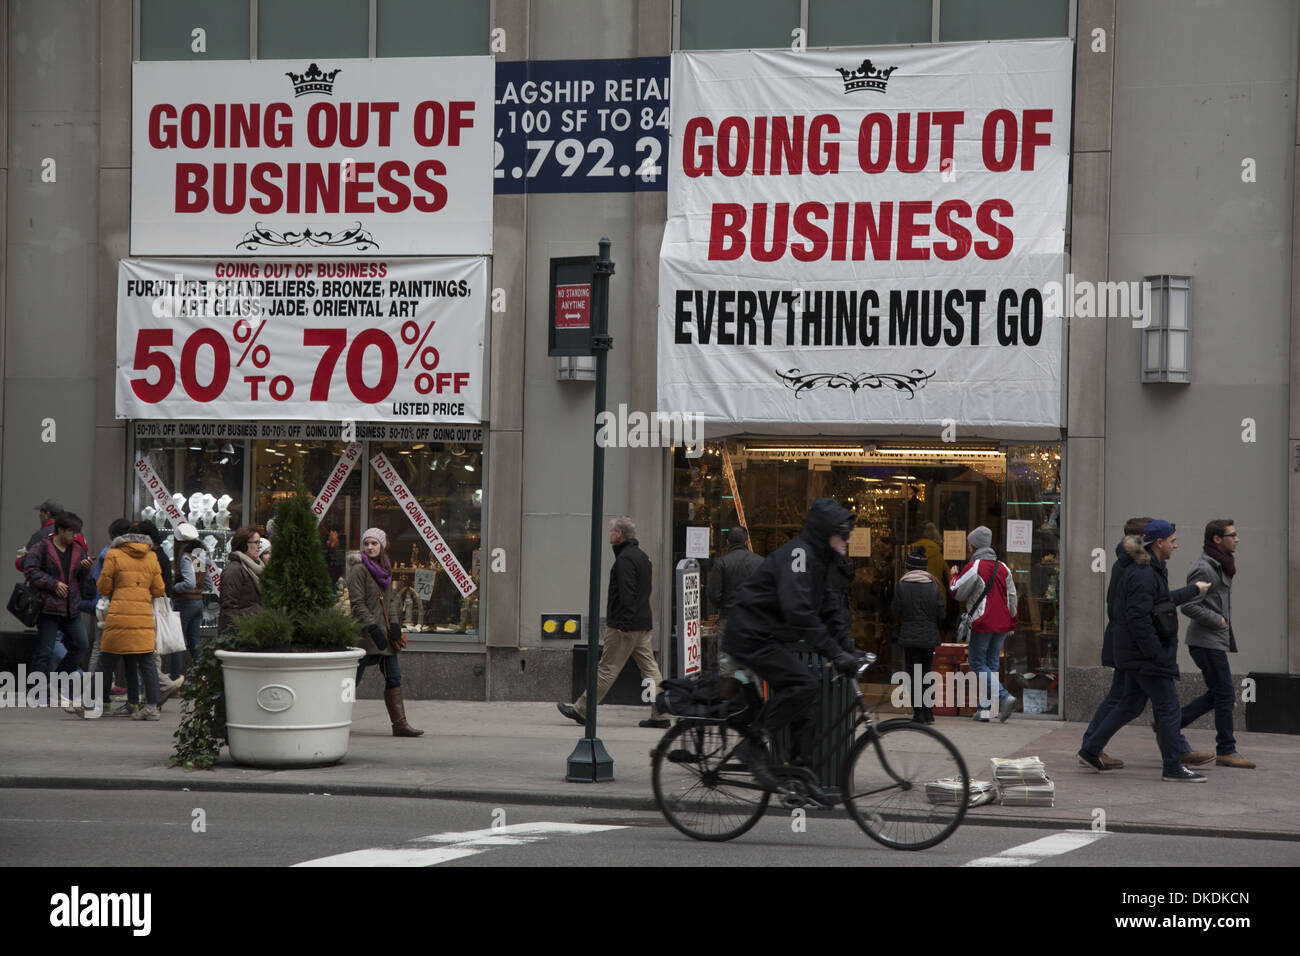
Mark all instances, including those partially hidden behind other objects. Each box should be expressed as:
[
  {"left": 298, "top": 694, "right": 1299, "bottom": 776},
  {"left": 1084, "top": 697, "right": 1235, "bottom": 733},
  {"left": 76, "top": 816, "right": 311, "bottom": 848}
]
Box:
[
  {"left": 7, "top": 581, "right": 42, "bottom": 627},
  {"left": 153, "top": 597, "right": 186, "bottom": 655}
]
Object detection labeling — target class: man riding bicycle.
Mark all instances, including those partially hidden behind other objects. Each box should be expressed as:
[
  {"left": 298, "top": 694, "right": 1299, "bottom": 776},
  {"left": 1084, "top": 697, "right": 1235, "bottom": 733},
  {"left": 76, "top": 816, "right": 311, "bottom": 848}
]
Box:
[{"left": 722, "top": 498, "right": 869, "bottom": 805}]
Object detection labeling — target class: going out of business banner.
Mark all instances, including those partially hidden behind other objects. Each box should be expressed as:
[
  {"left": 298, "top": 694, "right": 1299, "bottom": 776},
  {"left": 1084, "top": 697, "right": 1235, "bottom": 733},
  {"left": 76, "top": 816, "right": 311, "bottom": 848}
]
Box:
[
  {"left": 658, "top": 41, "right": 1071, "bottom": 429},
  {"left": 131, "top": 57, "right": 493, "bottom": 256},
  {"left": 116, "top": 257, "right": 485, "bottom": 423}
]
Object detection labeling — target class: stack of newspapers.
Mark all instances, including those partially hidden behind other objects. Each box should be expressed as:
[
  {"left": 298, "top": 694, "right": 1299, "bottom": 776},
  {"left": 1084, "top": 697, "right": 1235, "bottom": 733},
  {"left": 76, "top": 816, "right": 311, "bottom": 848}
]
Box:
[
  {"left": 924, "top": 778, "right": 997, "bottom": 807},
  {"left": 990, "top": 756, "right": 1055, "bottom": 807}
]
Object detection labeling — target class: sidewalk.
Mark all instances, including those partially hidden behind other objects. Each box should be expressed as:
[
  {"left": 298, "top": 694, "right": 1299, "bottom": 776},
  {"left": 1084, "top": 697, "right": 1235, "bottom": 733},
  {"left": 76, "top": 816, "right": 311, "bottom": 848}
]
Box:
[{"left": 1, "top": 700, "right": 1297, "bottom": 839}]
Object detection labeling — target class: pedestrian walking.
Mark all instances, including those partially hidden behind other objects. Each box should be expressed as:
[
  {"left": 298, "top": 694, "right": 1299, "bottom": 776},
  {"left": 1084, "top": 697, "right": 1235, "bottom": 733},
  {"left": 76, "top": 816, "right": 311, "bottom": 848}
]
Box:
[
  {"left": 22, "top": 512, "right": 92, "bottom": 705},
  {"left": 95, "top": 526, "right": 166, "bottom": 719},
  {"left": 893, "top": 546, "right": 945, "bottom": 723},
  {"left": 1077, "top": 516, "right": 1153, "bottom": 770},
  {"left": 705, "top": 526, "right": 762, "bottom": 680},
  {"left": 949, "top": 526, "right": 1018, "bottom": 721},
  {"left": 218, "top": 526, "right": 264, "bottom": 635},
  {"left": 347, "top": 528, "right": 423, "bottom": 738},
  {"left": 1180, "top": 519, "right": 1255, "bottom": 768},
  {"left": 172, "top": 524, "right": 208, "bottom": 669},
  {"left": 1078, "top": 520, "right": 1211, "bottom": 781},
  {"left": 557, "top": 516, "right": 668, "bottom": 729}
]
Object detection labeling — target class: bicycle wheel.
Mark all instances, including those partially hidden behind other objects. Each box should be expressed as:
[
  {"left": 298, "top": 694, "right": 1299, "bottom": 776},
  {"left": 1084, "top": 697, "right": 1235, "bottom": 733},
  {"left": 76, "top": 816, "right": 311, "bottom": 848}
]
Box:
[
  {"left": 652, "top": 720, "right": 771, "bottom": 842},
  {"left": 843, "top": 722, "right": 969, "bottom": 851}
]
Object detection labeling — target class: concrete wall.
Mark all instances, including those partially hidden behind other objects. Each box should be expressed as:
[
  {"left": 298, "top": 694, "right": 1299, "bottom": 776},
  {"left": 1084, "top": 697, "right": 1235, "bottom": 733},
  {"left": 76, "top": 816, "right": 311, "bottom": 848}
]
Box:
[
  {"left": 2, "top": 1, "right": 102, "bottom": 605},
  {"left": 1105, "top": 0, "right": 1297, "bottom": 684}
]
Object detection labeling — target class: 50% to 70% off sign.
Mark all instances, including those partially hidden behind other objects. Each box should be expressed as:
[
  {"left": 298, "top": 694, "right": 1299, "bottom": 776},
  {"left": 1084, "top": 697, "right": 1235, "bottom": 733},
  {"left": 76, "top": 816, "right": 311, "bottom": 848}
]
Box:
[{"left": 128, "top": 319, "right": 468, "bottom": 405}]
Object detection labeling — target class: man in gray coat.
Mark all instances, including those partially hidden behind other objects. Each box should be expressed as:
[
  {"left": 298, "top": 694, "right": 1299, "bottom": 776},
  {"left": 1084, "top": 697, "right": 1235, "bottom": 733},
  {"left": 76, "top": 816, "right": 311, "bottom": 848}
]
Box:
[{"left": 1179, "top": 519, "right": 1254, "bottom": 768}]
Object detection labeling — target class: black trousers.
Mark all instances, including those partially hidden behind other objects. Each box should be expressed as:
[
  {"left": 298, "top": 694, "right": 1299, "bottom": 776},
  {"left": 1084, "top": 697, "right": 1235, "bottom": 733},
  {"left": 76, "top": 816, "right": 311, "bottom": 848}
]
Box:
[
  {"left": 727, "top": 641, "right": 819, "bottom": 762},
  {"left": 904, "top": 646, "right": 935, "bottom": 715}
]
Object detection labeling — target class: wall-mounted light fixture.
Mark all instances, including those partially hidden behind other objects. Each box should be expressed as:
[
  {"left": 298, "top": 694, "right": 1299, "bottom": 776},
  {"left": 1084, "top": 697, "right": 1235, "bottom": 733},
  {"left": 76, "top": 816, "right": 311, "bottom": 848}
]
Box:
[{"left": 1141, "top": 275, "right": 1191, "bottom": 383}]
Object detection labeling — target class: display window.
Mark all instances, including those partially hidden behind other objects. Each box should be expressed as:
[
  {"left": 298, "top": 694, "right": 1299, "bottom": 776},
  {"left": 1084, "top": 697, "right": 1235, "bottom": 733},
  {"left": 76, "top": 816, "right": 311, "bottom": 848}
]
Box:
[
  {"left": 130, "top": 422, "right": 484, "bottom": 639},
  {"left": 672, "top": 438, "right": 1062, "bottom": 715}
]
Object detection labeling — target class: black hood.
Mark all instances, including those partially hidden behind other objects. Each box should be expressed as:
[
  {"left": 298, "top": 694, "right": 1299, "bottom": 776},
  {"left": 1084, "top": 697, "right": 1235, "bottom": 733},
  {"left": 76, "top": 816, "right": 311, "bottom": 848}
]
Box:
[{"left": 802, "top": 498, "right": 854, "bottom": 557}]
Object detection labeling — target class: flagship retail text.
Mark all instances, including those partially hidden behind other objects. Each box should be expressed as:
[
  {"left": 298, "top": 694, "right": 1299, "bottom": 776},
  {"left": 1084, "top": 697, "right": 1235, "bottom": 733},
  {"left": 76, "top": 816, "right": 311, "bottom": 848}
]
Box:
[{"left": 673, "top": 287, "right": 1046, "bottom": 347}]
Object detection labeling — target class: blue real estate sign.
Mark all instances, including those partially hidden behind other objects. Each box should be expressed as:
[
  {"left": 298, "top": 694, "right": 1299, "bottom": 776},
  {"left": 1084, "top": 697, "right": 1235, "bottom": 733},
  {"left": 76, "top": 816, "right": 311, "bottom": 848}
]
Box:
[{"left": 495, "top": 57, "right": 669, "bottom": 193}]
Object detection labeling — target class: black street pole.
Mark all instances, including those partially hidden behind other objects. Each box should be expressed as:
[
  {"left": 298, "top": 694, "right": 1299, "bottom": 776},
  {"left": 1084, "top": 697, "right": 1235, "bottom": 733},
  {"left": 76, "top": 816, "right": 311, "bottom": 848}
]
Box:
[{"left": 566, "top": 237, "right": 615, "bottom": 783}]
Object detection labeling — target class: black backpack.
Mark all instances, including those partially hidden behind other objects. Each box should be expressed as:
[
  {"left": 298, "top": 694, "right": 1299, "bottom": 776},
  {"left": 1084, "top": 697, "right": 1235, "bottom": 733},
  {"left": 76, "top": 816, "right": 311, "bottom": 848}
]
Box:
[{"left": 655, "top": 674, "right": 753, "bottom": 722}]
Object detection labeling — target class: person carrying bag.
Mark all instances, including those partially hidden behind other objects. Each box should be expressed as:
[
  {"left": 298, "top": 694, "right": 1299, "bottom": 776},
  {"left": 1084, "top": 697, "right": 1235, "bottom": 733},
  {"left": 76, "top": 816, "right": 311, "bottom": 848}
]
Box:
[{"left": 346, "top": 528, "right": 422, "bottom": 738}]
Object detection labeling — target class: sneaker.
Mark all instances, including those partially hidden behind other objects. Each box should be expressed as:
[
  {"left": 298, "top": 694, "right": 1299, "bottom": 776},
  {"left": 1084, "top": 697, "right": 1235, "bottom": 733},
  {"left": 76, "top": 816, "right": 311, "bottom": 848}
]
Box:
[
  {"left": 71, "top": 704, "right": 102, "bottom": 720},
  {"left": 998, "top": 696, "right": 1017, "bottom": 722},
  {"left": 555, "top": 702, "right": 585, "bottom": 725},
  {"left": 1099, "top": 751, "right": 1124, "bottom": 770},
  {"left": 1215, "top": 752, "right": 1255, "bottom": 769},
  {"left": 1163, "top": 766, "right": 1207, "bottom": 782},
  {"left": 972, "top": 711, "right": 991, "bottom": 722},
  {"left": 1181, "top": 751, "right": 1215, "bottom": 766},
  {"left": 132, "top": 705, "right": 160, "bottom": 721},
  {"left": 60, "top": 695, "right": 79, "bottom": 714},
  {"left": 158, "top": 675, "right": 184, "bottom": 708},
  {"left": 1077, "top": 748, "right": 1110, "bottom": 773},
  {"left": 107, "top": 702, "right": 139, "bottom": 718}
]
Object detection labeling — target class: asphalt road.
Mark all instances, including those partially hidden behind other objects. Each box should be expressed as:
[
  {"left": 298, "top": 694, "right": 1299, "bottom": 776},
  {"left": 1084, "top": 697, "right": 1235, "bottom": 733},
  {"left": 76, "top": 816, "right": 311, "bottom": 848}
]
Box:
[{"left": 2, "top": 788, "right": 1296, "bottom": 869}]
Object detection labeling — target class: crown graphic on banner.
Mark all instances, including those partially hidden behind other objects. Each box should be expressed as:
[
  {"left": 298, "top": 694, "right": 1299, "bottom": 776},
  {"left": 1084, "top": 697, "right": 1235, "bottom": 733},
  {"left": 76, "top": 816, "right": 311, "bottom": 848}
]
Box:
[
  {"left": 836, "top": 59, "right": 897, "bottom": 94},
  {"left": 285, "top": 63, "right": 341, "bottom": 97}
]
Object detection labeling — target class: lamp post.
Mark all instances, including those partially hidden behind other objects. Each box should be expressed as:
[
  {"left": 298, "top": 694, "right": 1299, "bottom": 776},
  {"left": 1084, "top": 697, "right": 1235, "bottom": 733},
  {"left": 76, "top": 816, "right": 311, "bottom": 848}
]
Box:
[{"left": 566, "top": 237, "right": 616, "bottom": 782}]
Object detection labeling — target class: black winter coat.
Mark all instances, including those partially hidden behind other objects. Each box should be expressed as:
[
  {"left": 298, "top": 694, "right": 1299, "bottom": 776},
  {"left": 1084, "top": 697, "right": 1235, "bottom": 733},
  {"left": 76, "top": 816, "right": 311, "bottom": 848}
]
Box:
[
  {"left": 607, "top": 537, "right": 652, "bottom": 631},
  {"left": 723, "top": 498, "right": 854, "bottom": 660},
  {"left": 891, "top": 573, "right": 944, "bottom": 648},
  {"left": 1101, "top": 535, "right": 1143, "bottom": 668},
  {"left": 1113, "top": 540, "right": 1199, "bottom": 679},
  {"left": 707, "top": 543, "right": 764, "bottom": 618}
]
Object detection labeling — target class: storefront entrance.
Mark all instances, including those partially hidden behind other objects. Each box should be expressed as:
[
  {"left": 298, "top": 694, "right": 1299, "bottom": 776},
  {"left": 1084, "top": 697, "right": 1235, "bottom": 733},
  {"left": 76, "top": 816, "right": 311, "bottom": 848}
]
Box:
[{"left": 672, "top": 440, "right": 1062, "bottom": 716}]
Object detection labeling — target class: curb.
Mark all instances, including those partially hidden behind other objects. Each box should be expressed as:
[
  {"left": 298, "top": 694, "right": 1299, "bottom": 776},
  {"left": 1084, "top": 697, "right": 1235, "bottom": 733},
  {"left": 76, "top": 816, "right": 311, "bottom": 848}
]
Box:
[{"left": 3, "top": 775, "right": 1298, "bottom": 842}]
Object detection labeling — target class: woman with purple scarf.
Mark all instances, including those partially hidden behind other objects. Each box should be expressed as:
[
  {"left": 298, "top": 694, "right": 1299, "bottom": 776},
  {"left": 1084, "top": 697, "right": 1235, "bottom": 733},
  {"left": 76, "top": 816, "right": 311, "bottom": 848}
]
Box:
[{"left": 346, "top": 528, "right": 423, "bottom": 737}]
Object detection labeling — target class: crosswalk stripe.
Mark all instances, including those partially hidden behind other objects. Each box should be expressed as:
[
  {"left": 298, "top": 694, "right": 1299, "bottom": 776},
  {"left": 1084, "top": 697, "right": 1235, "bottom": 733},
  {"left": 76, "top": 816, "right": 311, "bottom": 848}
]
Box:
[
  {"left": 964, "top": 830, "right": 1109, "bottom": 867},
  {"left": 293, "top": 822, "right": 626, "bottom": 867}
]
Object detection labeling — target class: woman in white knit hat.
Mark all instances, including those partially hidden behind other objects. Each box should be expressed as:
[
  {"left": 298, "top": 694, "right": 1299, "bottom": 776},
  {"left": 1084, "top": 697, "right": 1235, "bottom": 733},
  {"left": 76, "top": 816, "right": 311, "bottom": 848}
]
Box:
[{"left": 346, "top": 527, "right": 423, "bottom": 737}]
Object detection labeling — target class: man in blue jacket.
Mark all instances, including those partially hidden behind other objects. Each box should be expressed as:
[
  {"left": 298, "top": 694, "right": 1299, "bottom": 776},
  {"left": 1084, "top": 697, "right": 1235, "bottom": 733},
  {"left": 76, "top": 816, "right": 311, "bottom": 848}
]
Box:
[{"left": 1079, "top": 520, "right": 1210, "bottom": 781}]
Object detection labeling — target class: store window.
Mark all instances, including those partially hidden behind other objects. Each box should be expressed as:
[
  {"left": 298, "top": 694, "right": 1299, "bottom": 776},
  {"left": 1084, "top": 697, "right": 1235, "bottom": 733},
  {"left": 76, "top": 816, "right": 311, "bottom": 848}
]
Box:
[
  {"left": 672, "top": 439, "right": 1062, "bottom": 715},
  {"left": 679, "top": 0, "right": 801, "bottom": 50},
  {"left": 251, "top": 440, "right": 362, "bottom": 593},
  {"left": 258, "top": 0, "right": 369, "bottom": 59},
  {"left": 377, "top": 0, "right": 490, "bottom": 56},
  {"left": 939, "top": 0, "right": 1070, "bottom": 42},
  {"left": 368, "top": 442, "right": 483, "bottom": 635},
  {"left": 808, "top": 0, "right": 931, "bottom": 47},
  {"left": 140, "top": 0, "right": 251, "bottom": 60}
]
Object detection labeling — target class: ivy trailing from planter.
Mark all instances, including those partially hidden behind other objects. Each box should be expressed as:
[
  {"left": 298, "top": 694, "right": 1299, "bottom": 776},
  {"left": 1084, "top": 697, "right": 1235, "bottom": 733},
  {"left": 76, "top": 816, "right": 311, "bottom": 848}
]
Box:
[{"left": 170, "top": 631, "right": 236, "bottom": 770}]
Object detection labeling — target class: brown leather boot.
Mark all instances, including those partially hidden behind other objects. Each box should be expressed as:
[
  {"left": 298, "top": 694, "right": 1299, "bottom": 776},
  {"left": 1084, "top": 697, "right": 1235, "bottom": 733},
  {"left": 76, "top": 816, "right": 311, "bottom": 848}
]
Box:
[{"left": 384, "top": 686, "right": 424, "bottom": 737}]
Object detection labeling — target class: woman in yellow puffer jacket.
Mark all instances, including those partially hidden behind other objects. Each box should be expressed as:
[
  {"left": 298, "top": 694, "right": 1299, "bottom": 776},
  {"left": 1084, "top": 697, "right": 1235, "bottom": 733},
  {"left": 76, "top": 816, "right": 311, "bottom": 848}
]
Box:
[{"left": 97, "top": 531, "right": 166, "bottom": 718}]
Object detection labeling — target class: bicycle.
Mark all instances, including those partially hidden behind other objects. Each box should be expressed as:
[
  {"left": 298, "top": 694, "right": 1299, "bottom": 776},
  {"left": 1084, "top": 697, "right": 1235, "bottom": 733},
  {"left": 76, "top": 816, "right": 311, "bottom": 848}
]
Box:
[{"left": 651, "top": 656, "right": 971, "bottom": 850}]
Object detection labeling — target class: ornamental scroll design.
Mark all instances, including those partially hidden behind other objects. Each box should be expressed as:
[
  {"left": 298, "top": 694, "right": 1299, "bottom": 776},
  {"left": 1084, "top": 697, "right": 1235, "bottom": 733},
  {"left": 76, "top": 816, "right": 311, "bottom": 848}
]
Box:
[
  {"left": 236, "top": 222, "right": 378, "bottom": 252},
  {"left": 775, "top": 368, "right": 936, "bottom": 399}
]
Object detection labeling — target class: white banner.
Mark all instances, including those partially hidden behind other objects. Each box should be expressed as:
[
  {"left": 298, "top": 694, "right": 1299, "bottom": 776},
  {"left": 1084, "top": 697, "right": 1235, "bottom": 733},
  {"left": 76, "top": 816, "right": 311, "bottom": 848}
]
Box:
[
  {"left": 116, "top": 257, "right": 485, "bottom": 422},
  {"left": 369, "top": 453, "right": 476, "bottom": 597},
  {"left": 131, "top": 57, "right": 493, "bottom": 256},
  {"left": 132, "top": 455, "right": 186, "bottom": 531},
  {"left": 658, "top": 42, "right": 1072, "bottom": 429},
  {"left": 312, "top": 442, "right": 363, "bottom": 523}
]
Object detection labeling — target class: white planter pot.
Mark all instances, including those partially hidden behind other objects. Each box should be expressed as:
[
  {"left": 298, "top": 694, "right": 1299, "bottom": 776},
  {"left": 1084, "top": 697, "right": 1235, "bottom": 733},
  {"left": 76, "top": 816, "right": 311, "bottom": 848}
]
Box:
[{"left": 216, "top": 649, "right": 366, "bottom": 767}]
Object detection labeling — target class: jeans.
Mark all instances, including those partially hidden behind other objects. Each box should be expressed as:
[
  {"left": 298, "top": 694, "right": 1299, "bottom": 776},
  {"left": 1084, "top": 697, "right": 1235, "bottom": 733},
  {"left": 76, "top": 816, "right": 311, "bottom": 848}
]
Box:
[
  {"left": 1084, "top": 670, "right": 1187, "bottom": 773},
  {"left": 98, "top": 651, "right": 159, "bottom": 707},
  {"left": 357, "top": 652, "right": 403, "bottom": 690},
  {"left": 967, "top": 631, "right": 1009, "bottom": 711},
  {"left": 178, "top": 599, "right": 204, "bottom": 666},
  {"left": 1082, "top": 668, "right": 1126, "bottom": 746},
  {"left": 32, "top": 614, "right": 89, "bottom": 682},
  {"left": 1181, "top": 646, "right": 1237, "bottom": 755}
]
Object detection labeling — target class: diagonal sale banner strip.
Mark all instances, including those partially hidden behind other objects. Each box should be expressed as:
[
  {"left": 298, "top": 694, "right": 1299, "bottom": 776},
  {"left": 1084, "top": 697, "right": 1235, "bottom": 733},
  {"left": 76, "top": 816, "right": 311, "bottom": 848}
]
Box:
[
  {"left": 312, "top": 442, "right": 363, "bottom": 523},
  {"left": 370, "top": 452, "right": 477, "bottom": 597},
  {"left": 133, "top": 453, "right": 221, "bottom": 592}
]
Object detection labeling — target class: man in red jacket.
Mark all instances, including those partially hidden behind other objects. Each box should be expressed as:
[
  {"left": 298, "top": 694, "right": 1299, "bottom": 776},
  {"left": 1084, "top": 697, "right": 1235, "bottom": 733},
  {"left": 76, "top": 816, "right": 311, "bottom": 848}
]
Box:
[{"left": 950, "top": 526, "right": 1018, "bottom": 721}]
